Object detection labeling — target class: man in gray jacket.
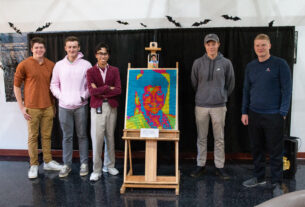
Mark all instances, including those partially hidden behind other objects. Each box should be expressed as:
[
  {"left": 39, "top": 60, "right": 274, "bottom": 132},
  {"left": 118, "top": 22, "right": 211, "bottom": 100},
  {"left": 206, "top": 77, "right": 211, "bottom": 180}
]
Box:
[{"left": 190, "top": 33, "right": 235, "bottom": 179}]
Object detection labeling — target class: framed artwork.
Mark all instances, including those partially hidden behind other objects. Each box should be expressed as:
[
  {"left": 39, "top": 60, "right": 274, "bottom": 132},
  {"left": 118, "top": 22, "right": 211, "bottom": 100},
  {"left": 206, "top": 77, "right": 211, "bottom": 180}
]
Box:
[
  {"left": 0, "top": 33, "right": 28, "bottom": 102},
  {"left": 125, "top": 68, "right": 178, "bottom": 130}
]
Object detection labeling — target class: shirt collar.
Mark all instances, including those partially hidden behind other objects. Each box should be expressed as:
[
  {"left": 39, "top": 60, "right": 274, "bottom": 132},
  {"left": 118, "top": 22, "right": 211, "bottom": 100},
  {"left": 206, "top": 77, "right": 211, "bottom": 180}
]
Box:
[{"left": 97, "top": 63, "right": 109, "bottom": 71}]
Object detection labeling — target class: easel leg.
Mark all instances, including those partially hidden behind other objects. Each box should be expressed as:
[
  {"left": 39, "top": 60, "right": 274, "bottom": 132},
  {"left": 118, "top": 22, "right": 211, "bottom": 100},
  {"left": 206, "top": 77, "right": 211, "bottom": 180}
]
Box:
[
  {"left": 123, "top": 140, "right": 128, "bottom": 182},
  {"left": 175, "top": 186, "right": 179, "bottom": 195},
  {"left": 128, "top": 140, "right": 133, "bottom": 175},
  {"left": 175, "top": 141, "right": 179, "bottom": 182},
  {"left": 120, "top": 185, "right": 126, "bottom": 194}
]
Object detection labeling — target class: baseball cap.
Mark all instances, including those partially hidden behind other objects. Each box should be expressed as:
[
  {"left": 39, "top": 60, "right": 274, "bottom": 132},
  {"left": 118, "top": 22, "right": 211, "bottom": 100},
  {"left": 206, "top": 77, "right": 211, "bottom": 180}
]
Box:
[{"left": 204, "top": 33, "right": 219, "bottom": 43}]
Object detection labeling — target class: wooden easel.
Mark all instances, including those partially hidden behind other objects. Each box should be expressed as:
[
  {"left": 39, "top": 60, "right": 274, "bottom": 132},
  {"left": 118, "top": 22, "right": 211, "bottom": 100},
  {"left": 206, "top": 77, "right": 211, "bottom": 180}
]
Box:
[
  {"left": 120, "top": 128, "right": 180, "bottom": 195},
  {"left": 120, "top": 42, "right": 180, "bottom": 195}
]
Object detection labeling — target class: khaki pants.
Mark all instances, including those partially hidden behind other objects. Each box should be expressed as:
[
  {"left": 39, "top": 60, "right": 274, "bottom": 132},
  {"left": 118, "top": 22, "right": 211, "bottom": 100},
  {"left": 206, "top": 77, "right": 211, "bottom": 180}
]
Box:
[
  {"left": 91, "top": 103, "right": 117, "bottom": 173},
  {"left": 27, "top": 106, "right": 54, "bottom": 166},
  {"left": 195, "top": 106, "right": 227, "bottom": 168}
]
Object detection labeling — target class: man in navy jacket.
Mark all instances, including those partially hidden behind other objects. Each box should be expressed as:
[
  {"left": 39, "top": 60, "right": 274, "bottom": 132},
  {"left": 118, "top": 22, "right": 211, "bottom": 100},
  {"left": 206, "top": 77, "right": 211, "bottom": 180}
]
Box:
[{"left": 241, "top": 34, "right": 292, "bottom": 193}]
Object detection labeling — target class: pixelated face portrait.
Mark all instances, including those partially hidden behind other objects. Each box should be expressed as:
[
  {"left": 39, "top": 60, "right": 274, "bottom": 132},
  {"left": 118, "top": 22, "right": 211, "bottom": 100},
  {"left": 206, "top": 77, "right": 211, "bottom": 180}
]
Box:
[
  {"left": 125, "top": 69, "right": 177, "bottom": 129},
  {"left": 143, "top": 85, "right": 165, "bottom": 114}
]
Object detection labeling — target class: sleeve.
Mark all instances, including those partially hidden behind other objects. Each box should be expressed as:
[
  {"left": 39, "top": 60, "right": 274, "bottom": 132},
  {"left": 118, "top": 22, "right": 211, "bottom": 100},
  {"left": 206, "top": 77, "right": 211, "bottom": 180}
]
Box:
[
  {"left": 241, "top": 66, "right": 250, "bottom": 114},
  {"left": 279, "top": 60, "right": 292, "bottom": 116},
  {"left": 82, "top": 63, "right": 92, "bottom": 99},
  {"left": 14, "top": 62, "right": 26, "bottom": 87},
  {"left": 103, "top": 67, "right": 122, "bottom": 98},
  {"left": 225, "top": 60, "right": 235, "bottom": 96},
  {"left": 191, "top": 60, "right": 198, "bottom": 90},
  {"left": 86, "top": 69, "right": 110, "bottom": 96},
  {"left": 50, "top": 63, "right": 62, "bottom": 99}
]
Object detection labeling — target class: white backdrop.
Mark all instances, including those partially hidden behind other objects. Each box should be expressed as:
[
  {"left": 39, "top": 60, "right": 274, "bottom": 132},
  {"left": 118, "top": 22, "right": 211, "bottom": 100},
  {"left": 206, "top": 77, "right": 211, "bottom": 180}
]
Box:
[{"left": 0, "top": 0, "right": 305, "bottom": 152}]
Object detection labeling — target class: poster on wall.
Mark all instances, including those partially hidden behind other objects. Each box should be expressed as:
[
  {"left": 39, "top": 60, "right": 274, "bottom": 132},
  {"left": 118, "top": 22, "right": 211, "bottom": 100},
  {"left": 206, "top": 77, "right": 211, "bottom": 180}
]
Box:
[
  {"left": 0, "top": 33, "right": 28, "bottom": 102},
  {"left": 125, "top": 68, "right": 178, "bottom": 130}
]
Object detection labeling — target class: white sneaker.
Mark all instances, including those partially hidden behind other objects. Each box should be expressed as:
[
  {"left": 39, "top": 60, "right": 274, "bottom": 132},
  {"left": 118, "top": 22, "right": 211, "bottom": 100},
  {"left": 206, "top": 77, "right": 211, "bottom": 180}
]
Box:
[
  {"left": 43, "top": 160, "right": 62, "bottom": 171},
  {"left": 28, "top": 165, "right": 39, "bottom": 179},
  {"left": 90, "top": 172, "right": 102, "bottom": 181},
  {"left": 80, "top": 163, "right": 88, "bottom": 176},
  {"left": 59, "top": 165, "right": 71, "bottom": 178},
  {"left": 103, "top": 167, "right": 119, "bottom": 175},
  {"left": 102, "top": 166, "right": 108, "bottom": 173}
]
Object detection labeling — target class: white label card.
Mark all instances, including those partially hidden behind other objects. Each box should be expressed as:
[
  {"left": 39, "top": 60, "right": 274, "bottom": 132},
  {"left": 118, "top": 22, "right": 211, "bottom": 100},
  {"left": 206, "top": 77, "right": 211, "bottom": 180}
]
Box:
[{"left": 140, "top": 128, "right": 159, "bottom": 138}]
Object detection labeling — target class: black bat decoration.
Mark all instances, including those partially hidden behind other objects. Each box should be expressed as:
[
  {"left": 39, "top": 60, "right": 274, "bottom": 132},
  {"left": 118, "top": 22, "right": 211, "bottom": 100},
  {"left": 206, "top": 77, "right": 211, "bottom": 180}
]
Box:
[
  {"left": 221, "top": 15, "right": 241, "bottom": 21},
  {"left": 140, "top": 23, "right": 147, "bottom": 28},
  {"left": 192, "top": 19, "right": 211, "bottom": 26},
  {"left": 117, "top": 20, "right": 129, "bottom": 25},
  {"left": 8, "top": 22, "right": 22, "bottom": 35},
  {"left": 165, "top": 15, "right": 181, "bottom": 27},
  {"left": 36, "top": 22, "right": 52, "bottom": 32},
  {"left": 269, "top": 20, "right": 274, "bottom": 27}
]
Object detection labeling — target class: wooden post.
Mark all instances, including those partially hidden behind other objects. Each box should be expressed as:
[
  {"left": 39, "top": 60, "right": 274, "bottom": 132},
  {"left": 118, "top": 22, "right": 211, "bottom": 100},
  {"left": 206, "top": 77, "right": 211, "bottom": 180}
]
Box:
[{"left": 145, "top": 140, "right": 157, "bottom": 181}]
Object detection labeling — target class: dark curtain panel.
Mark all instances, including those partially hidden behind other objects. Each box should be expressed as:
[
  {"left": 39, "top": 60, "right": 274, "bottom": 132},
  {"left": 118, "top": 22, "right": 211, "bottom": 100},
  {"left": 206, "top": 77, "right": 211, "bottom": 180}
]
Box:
[{"left": 28, "top": 27, "right": 295, "bottom": 153}]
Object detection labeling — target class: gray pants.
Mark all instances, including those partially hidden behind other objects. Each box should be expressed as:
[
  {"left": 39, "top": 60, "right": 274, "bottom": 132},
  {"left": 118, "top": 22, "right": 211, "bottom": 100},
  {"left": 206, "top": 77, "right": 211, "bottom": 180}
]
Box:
[
  {"left": 195, "top": 106, "right": 227, "bottom": 168},
  {"left": 91, "top": 103, "right": 117, "bottom": 173},
  {"left": 59, "top": 105, "right": 89, "bottom": 167}
]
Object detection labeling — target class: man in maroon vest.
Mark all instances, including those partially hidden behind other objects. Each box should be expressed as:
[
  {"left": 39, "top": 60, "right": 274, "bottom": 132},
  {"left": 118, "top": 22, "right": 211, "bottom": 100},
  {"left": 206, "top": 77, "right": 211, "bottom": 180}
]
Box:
[{"left": 86, "top": 43, "right": 121, "bottom": 181}]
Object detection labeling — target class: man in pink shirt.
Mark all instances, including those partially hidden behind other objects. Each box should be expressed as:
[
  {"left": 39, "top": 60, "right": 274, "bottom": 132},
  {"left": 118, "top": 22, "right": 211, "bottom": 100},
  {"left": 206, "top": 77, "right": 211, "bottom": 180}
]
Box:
[{"left": 50, "top": 36, "right": 92, "bottom": 177}]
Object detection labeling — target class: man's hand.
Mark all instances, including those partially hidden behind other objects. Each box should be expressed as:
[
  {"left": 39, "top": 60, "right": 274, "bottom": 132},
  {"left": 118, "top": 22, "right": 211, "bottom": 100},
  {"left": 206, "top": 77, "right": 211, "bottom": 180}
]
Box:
[
  {"left": 21, "top": 106, "right": 31, "bottom": 121},
  {"left": 241, "top": 114, "right": 248, "bottom": 126},
  {"left": 14, "top": 86, "right": 31, "bottom": 120},
  {"left": 91, "top": 83, "right": 97, "bottom": 88},
  {"left": 110, "top": 86, "right": 115, "bottom": 90}
]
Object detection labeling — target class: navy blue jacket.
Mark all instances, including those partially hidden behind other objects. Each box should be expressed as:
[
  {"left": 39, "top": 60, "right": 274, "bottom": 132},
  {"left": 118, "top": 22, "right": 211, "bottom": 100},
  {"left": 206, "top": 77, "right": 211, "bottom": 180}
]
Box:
[{"left": 242, "top": 56, "right": 292, "bottom": 116}]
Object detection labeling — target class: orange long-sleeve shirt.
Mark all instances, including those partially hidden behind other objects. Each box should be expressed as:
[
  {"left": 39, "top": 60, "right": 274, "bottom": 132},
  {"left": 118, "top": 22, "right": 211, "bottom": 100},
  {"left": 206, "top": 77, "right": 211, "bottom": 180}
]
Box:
[{"left": 14, "top": 57, "right": 55, "bottom": 108}]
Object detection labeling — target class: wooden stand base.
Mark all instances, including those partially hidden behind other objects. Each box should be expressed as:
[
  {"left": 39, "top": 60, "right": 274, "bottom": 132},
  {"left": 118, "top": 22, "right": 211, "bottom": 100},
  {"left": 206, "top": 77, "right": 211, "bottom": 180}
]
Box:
[
  {"left": 120, "top": 129, "right": 180, "bottom": 195},
  {"left": 120, "top": 174, "right": 180, "bottom": 195}
]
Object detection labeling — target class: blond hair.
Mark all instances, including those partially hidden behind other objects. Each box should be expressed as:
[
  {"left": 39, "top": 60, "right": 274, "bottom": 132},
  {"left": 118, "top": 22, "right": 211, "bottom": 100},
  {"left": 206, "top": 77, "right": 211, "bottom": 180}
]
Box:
[{"left": 254, "top": 33, "right": 270, "bottom": 42}]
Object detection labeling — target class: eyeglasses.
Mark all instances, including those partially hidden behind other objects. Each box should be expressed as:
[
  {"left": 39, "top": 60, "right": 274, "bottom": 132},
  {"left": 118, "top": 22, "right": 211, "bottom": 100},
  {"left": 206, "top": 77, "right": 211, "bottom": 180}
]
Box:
[{"left": 96, "top": 52, "right": 108, "bottom": 56}]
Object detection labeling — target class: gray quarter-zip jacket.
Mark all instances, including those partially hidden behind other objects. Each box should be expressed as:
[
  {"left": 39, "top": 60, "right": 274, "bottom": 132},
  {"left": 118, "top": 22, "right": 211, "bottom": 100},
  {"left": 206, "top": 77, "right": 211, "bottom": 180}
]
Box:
[{"left": 191, "top": 53, "right": 235, "bottom": 107}]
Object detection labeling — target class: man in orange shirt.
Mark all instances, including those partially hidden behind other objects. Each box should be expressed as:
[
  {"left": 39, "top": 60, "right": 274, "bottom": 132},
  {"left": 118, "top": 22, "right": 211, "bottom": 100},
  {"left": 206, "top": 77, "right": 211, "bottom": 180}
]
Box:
[{"left": 14, "top": 37, "right": 62, "bottom": 179}]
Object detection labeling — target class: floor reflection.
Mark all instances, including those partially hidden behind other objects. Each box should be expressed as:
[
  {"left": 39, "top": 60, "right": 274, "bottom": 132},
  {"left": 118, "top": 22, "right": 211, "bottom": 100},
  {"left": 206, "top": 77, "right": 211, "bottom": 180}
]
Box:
[
  {"left": 0, "top": 161, "right": 304, "bottom": 207},
  {"left": 122, "top": 192, "right": 179, "bottom": 207}
]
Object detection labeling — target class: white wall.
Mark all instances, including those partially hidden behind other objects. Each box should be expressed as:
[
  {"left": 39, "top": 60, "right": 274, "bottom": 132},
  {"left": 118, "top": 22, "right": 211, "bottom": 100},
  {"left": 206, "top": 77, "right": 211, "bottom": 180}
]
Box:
[
  {"left": 1, "top": 0, "right": 305, "bottom": 32},
  {"left": 0, "top": 0, "right": 305, "bottom": 151},
  {"left": 0, "top": 69, "right": 27, "bottom": 149},
  {"left": 291, "top": 26, "right": 305, "bottom": 152}
]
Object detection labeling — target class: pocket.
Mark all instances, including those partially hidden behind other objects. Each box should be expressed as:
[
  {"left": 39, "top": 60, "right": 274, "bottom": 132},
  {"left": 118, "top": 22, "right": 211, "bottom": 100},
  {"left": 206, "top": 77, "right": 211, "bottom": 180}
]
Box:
[{"left": 26, "top": 107, "right": 34, "bottom": 116}]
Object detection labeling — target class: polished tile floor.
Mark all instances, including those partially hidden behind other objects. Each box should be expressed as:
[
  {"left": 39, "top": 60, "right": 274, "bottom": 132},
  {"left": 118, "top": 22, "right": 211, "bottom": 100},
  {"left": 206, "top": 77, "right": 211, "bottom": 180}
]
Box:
[{"left": 0, "top": 159, "right": 304, "bottom": 207}]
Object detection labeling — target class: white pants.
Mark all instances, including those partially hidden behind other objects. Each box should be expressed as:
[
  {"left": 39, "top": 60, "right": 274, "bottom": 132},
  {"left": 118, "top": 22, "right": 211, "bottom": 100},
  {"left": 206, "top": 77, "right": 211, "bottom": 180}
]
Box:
[{"left": 91, "top": 103, "right": 117, "bottom": 173}]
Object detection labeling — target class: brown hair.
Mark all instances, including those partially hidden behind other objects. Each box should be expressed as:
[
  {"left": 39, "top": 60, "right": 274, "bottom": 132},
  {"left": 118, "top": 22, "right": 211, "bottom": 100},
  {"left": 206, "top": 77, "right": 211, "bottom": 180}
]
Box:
[
  {"left": 30, "top": 37, "right": 45, "bottom": 48},
  {"left": 64, "top": 36, "right": 79, "bottom": 46},
  {"left": 254, "top": 33, "right": 270, "bottom": 42}
]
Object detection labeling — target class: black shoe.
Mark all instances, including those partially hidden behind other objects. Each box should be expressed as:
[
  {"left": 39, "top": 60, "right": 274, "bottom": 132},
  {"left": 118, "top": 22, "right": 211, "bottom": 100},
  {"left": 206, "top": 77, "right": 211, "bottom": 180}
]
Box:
[
  {"left": 243, "top": 177, "right": 266, "bottom": 188},
  {"left": 190, "top": 166, "right": 205, "bottom": 177},
  {"left": 215, "top": 168, "right": 230, "bottom": 180},
  {"left": 272, "top": 183, "right": 288, "bottom": 197}
]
